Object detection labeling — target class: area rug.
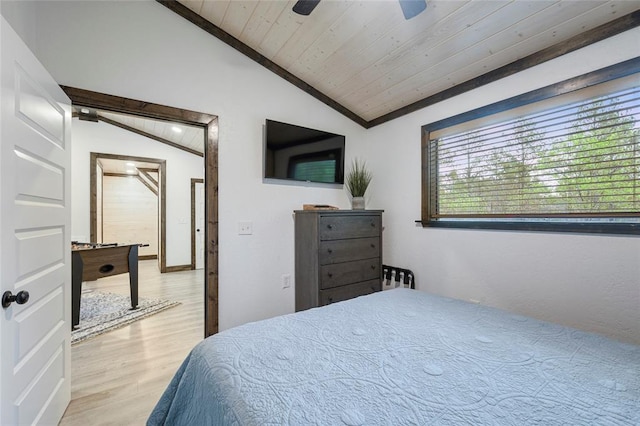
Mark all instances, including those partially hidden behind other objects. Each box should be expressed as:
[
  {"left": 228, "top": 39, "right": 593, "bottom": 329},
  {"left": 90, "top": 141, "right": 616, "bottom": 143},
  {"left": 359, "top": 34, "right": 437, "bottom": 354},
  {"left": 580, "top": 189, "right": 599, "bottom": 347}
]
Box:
[{"left": 71, "top": 291, "right": 180, "bottom": 345}]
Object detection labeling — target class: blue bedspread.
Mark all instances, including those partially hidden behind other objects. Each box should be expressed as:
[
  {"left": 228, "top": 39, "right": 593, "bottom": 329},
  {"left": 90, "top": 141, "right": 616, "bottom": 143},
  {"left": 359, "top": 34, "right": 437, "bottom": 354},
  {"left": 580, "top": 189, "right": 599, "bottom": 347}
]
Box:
[{"left": 148, "top": 289, "right": 640, "bottom": 425}]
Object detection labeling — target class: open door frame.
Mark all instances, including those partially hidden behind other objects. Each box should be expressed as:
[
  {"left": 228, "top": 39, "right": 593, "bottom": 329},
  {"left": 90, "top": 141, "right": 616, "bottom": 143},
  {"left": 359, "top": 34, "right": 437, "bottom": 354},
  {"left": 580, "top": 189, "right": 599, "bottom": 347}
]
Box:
[
  {"left": 191, "top": 178, "right": 204, "bottom": 270},
  {"left": 90, "top": 152, "right": 166, "bottom": 266},
  {"left": 61, "top": 85, "right": 219, "bottom": 337}
]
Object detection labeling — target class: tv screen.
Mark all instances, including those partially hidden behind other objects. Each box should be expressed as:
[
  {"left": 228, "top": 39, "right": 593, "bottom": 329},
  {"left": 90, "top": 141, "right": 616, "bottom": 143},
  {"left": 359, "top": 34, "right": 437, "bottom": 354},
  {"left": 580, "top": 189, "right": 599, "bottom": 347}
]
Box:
[{"left": 264, "top": 119, "right": 345, "bottom": 184}]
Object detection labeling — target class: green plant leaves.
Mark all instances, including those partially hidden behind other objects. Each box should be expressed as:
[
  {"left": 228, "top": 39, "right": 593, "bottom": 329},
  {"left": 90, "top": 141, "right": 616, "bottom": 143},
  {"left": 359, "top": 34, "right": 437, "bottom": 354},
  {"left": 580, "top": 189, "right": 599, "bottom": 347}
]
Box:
[{"left": 346, "top": 158, "right": 372, "bottom": 197}]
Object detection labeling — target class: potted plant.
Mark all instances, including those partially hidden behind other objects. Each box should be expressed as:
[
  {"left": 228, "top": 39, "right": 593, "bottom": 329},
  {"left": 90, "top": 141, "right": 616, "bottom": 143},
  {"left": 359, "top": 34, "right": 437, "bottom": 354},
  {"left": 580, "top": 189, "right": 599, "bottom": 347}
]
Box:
[{"left": 345, "top": 158, "right": 372, "bottom": 210}]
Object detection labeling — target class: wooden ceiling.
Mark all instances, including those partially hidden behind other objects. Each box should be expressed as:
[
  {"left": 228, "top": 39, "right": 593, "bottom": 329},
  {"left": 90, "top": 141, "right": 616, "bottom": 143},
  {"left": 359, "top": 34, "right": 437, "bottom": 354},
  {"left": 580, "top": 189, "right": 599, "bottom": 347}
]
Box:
[{"left": 162, "top": 0, "right": 640, "bottom": 128}]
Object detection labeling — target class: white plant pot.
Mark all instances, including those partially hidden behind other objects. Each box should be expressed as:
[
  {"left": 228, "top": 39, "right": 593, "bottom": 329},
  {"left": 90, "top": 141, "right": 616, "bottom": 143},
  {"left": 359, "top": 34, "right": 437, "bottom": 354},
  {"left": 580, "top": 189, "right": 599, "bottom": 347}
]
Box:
[{"left": 351, "top": 196, "right": 365, "bottom": 210}]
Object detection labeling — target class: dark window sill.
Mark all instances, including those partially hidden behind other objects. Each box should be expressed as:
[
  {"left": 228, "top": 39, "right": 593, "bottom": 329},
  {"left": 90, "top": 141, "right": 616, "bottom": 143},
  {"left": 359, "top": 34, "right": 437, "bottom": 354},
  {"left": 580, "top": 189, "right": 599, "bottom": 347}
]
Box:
[{"left": 419, "top": 220, "right": 640, "bottom": 235}]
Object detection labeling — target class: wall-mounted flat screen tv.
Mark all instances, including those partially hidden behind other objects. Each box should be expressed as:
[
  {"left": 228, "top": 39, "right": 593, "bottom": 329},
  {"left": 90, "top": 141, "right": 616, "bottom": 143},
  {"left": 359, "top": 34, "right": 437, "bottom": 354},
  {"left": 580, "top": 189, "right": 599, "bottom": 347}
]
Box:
[{"left": 264, "top": 119, "right": 345, "bottom": 184}]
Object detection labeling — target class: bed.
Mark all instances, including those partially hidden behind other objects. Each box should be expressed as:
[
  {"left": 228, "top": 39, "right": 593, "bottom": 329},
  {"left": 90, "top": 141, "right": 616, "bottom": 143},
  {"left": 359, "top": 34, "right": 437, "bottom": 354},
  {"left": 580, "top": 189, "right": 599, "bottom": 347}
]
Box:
[{"left": 147, "top": 288, "right": 640, "bottom": 425}]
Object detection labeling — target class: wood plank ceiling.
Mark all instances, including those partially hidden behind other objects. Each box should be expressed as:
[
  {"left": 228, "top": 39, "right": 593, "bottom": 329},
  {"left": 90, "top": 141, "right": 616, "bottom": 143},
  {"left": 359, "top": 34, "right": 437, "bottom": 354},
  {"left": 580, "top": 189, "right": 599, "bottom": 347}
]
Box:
[{"left": 163, "top": 0, "right": 640, "bottom": 128}]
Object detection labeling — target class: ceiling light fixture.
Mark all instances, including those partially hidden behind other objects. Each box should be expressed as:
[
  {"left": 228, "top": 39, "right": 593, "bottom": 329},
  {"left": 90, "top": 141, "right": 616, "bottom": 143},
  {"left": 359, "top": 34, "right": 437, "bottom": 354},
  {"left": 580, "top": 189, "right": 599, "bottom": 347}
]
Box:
[
  {"left": 77, "top": 107, "right": 99, "bottom": 122},
  {"left": 172, "top": 126, "right": 183, "bottom": 133}
]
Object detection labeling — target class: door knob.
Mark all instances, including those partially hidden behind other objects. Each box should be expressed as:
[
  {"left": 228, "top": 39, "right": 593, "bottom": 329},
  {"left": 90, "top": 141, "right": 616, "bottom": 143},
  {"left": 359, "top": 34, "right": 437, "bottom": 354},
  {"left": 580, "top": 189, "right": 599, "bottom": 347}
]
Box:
[
  {"left": 197, "top": 229, "right": 201, "bottom": 232},
  {"left": 2, "top": 290, "right": 30, "bottom": 308}
]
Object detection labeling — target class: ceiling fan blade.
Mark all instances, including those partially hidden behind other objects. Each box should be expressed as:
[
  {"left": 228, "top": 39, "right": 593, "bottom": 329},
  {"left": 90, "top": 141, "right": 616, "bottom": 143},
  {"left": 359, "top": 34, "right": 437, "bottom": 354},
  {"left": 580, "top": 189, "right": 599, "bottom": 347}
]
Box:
[
  {"left": 399, "top": 0, "right": 427, "bottom": 20},
  {"left": 293, "top": 0, "right": 321, "bottom": 16}
]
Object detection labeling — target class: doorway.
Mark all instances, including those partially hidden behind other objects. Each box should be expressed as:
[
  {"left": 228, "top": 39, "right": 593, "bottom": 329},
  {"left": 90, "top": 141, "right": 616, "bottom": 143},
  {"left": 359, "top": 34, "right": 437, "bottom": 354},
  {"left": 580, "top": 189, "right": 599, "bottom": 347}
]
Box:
[
  {"left": 62, "top": 85, "right": 219, "bottom": 337},
  {"left": 191, "top": 178, "right": 204, "bottom": 270},
  {"left": 91, "top": 153, "right": 165, "bottom": 268}
]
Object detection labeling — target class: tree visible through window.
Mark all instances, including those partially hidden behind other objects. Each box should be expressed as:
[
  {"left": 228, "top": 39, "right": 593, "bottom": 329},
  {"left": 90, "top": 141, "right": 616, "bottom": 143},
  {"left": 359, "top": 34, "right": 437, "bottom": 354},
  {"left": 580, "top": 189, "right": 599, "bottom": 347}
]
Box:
[{"left": 422, "top": 61, "right": 640, "bottom": 234}]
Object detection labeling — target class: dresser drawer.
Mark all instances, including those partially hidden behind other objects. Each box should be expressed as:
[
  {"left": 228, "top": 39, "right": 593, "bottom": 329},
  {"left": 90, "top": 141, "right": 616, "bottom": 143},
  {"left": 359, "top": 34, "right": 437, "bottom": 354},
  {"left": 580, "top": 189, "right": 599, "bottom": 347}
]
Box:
[
  {"left": 319, "top": 237, "right": 380, "bottom": 265},
  {"left": 295, "top": 210, "right": 383, "bottom": 312},
  {"left": 320, "top": 258, "right": 380, "bottom": 289},
  {"left": 320, "top": 280, "right": 380, "bottom": 306},
  {"left": 319, "top": 215, "right": 381, "bottom": 240}
]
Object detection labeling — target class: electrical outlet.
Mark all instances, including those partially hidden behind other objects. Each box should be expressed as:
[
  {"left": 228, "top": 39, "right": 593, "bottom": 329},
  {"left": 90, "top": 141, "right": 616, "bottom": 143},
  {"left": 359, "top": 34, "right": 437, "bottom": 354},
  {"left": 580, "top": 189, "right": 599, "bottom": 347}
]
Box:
[
  {"left": 282, "top": 274, "right": 291, "bottom": 289},
  {"left": 238, "top": 221, "right": 253, "bottom": 235}
]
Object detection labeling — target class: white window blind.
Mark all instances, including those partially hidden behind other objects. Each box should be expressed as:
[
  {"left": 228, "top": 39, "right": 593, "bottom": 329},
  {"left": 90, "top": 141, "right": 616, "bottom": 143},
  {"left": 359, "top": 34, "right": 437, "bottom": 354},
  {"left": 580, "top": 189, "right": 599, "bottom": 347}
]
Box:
[{"left": 427, "top": 74, "right": 640, "bottom": 225}]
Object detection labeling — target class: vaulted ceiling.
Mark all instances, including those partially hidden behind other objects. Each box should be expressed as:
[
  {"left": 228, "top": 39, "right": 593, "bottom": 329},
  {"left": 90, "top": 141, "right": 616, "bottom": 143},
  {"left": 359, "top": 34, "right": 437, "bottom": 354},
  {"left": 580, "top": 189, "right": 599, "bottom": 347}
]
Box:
[
  {"left": 161, "top": 0, "right": 640, "bottom": 128},
  {"left": 73, "top": 106, "right": 205, "bottom": 156},
  {"left": 67, "top": 1, "right": 639, "bottom": 153}
]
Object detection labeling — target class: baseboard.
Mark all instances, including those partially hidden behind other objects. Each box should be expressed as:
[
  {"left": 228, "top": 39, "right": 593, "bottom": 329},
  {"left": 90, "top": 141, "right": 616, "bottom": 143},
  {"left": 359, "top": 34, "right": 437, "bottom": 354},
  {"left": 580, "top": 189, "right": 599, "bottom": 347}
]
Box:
[
  {"left": 139, "top": 255, "right": 158, "bottom": 260},
  {"left": 164, "top": 264, "right": 192, "bottom": 273}
]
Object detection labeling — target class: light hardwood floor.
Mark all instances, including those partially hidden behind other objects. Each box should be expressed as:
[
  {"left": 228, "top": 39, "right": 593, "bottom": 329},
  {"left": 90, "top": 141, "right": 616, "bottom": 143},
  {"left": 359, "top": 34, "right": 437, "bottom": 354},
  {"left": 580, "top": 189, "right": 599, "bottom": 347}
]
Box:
[{"left": 60, "top": 260, "right": 204, "bottom": 426}]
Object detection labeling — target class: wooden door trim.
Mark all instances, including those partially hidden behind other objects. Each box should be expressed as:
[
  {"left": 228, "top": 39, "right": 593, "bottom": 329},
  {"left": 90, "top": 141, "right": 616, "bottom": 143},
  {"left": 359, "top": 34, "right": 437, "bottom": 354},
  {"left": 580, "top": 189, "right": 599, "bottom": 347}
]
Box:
[
  {"left": 65, "top": 86, "right": 219, "bottom": 337},
  {"left": 191, "top": 178, "right": 204, "bottom": 270},
  {"left": 97, "top": 159, "right": 104, "bottom": 242}
]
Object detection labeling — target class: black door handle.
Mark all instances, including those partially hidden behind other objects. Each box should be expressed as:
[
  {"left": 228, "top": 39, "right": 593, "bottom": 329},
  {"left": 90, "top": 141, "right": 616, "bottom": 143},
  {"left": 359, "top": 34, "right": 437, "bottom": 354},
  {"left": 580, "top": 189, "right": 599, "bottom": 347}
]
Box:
[
  {"left": 2, "top": 290, "right": 30, "bottom": 308},
  {"left": 197, "top": 229, "right": 201, "bottom": 232}
]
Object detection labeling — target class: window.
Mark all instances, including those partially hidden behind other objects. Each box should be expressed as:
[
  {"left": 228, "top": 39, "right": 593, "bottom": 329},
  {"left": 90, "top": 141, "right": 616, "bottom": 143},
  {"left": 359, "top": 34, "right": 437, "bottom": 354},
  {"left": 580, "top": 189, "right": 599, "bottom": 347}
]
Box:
[{"left": 421, "top": 59, "right": 640, "bottom": 234}]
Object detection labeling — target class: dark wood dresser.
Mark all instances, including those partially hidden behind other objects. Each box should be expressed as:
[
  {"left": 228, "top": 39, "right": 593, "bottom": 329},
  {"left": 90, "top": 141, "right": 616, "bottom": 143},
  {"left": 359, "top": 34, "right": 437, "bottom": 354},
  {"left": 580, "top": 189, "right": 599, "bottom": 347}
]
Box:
[{"left": 294, "top": 209, "right": 383, "bottom": 311}]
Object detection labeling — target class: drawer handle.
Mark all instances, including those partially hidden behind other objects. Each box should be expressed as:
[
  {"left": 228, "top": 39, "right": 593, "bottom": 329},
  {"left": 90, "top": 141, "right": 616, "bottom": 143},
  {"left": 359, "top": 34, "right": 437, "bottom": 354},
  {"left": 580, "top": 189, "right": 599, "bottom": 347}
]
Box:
[
  {"left": 327, "top": 248, "right": 333, "bottom": 254},
  {"left": 371, "top": 265, "right": 376, "bottom": 270},
  {"left": 328, "top": 297, "right": 333, "bottom": 304},
  {"left": 370, "top": 222, "right": 375, "bottom": 227},
  {"left": 327, "top": 224, "right": 333, "bottom": 229},
  {"left": 370, "top": 244, "right": 375, "bottom": 248},
  {"left": 328, "top": 273, "right": 333, "bottom": 278}
]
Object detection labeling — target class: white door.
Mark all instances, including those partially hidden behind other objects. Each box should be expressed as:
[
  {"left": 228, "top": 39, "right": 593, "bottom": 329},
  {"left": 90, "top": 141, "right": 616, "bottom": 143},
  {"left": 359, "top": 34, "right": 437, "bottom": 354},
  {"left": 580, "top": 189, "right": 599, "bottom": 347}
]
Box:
[
  {"left": 0, "top": 17, "right": 72, "bottom": 425},
  {"left": 195, "top": 182, "right": 204, "bottom": 270}
]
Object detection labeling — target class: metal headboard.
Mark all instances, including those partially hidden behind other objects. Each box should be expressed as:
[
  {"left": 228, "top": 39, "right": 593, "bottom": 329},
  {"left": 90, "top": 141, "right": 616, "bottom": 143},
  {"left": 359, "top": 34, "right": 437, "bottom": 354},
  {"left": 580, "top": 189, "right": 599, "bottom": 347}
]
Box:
[{"left": 382, "top": 265, "right": 415, "bottom": 290}]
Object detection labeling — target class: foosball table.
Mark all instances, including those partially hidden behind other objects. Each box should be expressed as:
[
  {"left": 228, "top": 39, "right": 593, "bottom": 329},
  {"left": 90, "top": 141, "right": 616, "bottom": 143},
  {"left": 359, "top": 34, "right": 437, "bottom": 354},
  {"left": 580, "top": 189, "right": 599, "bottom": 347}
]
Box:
[{"left": 71, "top": 242, "right": 144, "bottom": 329}]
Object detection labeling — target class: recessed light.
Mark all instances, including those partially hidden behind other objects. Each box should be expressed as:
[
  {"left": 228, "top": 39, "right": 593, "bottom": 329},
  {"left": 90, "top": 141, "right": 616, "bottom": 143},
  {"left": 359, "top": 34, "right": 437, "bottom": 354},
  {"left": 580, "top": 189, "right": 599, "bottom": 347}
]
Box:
[
  {"left": 80, "top": 108, "right": 90, "bottom": 114},
  {"left": 126, "top": 169, "right": 136, "bottom": 174},
  {"left": 172, "top": 126, "right": 183, "bottom": 133},
  {"left": 126, "top": 162, "right": 135, "bottom": 167}
]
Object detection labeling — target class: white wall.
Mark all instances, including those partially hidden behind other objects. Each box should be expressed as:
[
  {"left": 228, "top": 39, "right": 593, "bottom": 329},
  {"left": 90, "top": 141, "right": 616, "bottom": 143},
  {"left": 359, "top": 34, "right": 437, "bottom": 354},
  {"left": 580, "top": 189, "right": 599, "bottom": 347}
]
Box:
[
  {"left": 71, "top": 120, "right": 203, "bottom": 267},
  {"left": 358, "top": 29, "right": 640, "bottom": 344},
  {"left": 8, "top": 0, "right": 366, "bottom": 331},
  {"left": 3, "top": 2, "right": 638, "bottom": 343}
]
